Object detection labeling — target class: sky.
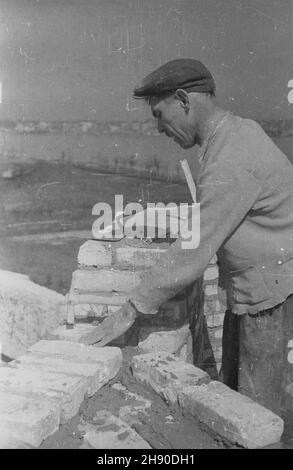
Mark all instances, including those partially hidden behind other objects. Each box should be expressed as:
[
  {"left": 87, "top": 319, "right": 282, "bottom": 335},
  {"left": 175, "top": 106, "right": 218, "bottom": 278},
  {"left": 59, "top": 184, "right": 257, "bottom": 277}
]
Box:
[{"left": 0, "top": 0, "right": 292, "bottom": 121}]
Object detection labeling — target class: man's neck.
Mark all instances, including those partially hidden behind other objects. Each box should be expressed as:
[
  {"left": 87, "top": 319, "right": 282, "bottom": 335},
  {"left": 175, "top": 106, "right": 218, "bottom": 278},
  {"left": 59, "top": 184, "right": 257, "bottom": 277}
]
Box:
[{"left": 197, "top": 107, "right": 228, "bottom": 146}]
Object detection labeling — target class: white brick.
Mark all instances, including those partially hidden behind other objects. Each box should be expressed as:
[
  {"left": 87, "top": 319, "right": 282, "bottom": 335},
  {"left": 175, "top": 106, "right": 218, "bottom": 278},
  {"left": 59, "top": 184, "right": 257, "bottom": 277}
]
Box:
[
  {"left": 131, "top": 352, "right": 210, "bottom": 404},
  {"left": 12, "top": 352, "right": 117, "bottom": 397},
  {"left": 0, "top": 270, "right": 66, "bottom": 359},
  {"left": 204, "top": 284, "right": 218, "bottom": 296},
  {"left": 46, "top": 323, "right": 100, "bottom": 342},
  {"left": 138, "top": 325, "right": 190, "bottom": 354},
  {"left": 0, "top": 366, "right": 87, "bottom": 423},
  {"left": 73, "top": 303, "right": 107, "bottom": 319},
  {"left": 205, "top": 312, "right": 225, "bottom": 328},
  {"left": 204, "top": 298, "right": 222, "bottom": 316},
  {"left": 116, "top": 246, "right": 166, "bottom": 267},
  {"left": 80, "top": 411, "right": 151, "bottom": 449},
  {"left": 71, "top": 269, "right": 142, "bottom": 293},
  {"left": 78, "top": 240, "right": 112, "bottom": 267},
  {"left": 0, "top": 391, "right": 60, "bottom": 447},
  {"left": 209, "top": 255, "right": 217, "bottom": 265},
  {"left": 212, "top": 346, "right": 223, "bottom": 362},
  {"left": 68, "top": 293, "right": 127, "bottom": 306},
  {"left": 204, "top": 266, "right": 219, "bottom": 281},
  {"left": 214, "top": 328, "right": 223, "bottom": 340},
  {"left": 29, "top": 340, "right": 122, "bottom": 380},
  {"left": 66, "top": 293, "right": 126, "bottom": 319},
  {"left": 66, "top": 292, "right": 126, "bottom": 319},
  {"left": 177, "top": 344, "right": 188, "bottom": 363},
  {"left": 107, "top": 305, "right": 121, "bottom": 314},
  {"left": 178, "top": 381, "right": 284, "bottom": 448}
]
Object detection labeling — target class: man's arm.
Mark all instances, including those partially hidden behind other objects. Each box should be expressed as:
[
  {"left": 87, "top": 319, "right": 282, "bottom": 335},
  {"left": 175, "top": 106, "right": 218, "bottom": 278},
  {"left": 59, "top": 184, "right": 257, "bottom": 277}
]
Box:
[
  {"left": 129, "top": 161, "right": 262, "bottom": 314},
  {"left": 81, "top": 161, "right": 262, "bottom": 346}
]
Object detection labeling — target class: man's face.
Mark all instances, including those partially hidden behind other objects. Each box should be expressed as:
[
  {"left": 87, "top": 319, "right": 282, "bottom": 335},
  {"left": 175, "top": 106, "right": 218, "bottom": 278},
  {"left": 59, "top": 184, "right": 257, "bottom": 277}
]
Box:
[{"left": 150, "top": 94, "right": 197, "bottom": 149}]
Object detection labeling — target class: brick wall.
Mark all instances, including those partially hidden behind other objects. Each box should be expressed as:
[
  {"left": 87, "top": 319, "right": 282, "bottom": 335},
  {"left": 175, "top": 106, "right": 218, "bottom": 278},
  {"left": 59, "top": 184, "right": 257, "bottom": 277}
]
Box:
[{"left": 69, "top": 238, "right": 227, "bottom": 374}]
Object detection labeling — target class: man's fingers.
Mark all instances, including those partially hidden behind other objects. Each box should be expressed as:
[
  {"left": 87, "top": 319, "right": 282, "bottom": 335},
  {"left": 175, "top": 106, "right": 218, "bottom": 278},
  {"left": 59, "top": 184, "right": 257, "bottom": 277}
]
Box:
[
  {"left": 92, "top": 336, "right": 112, "bottom": 348},
  {"left": 79, "top": 302, "right": 138, "bottom": 346},
  {"left": 80, "top": 326, "right": 108, "bottom": 345}
]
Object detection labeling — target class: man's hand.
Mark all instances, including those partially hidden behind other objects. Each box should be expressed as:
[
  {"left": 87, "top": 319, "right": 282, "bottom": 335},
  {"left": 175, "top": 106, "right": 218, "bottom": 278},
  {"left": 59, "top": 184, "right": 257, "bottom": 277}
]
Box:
[{"left": 80, "top": 301, "right": 139, "bottom": 347}]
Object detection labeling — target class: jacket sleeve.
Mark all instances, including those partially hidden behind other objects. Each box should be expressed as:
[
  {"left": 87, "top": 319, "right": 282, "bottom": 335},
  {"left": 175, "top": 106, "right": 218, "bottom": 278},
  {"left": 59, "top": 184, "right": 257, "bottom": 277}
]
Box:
[{"left": 129, "top": 160, "right": 262, "bottom": 314}]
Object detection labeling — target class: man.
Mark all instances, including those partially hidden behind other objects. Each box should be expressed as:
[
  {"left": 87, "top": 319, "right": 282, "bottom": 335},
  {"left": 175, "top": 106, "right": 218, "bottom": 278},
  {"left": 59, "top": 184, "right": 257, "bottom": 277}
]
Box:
[{"left": 84, "top": 58, "right": 293, "bottom": 418}]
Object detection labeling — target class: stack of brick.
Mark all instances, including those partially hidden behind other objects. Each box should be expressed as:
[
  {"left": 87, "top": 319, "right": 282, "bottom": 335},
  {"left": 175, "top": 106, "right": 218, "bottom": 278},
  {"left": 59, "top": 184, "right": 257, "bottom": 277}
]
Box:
[
  {"left": 61, "top": 238, "right": 193, "bottom": 356},
  {"left": 0, "top": 340, "right": 122, "bottom": 448},
  {"left": 130, "top": 351, "right": 284, "bottom": 448},
  {"left": 203, "top": 257, "right": 227, "bottom": 372},
  {"left": 61, "top": 238, "right": 226, "bottom": 371}
]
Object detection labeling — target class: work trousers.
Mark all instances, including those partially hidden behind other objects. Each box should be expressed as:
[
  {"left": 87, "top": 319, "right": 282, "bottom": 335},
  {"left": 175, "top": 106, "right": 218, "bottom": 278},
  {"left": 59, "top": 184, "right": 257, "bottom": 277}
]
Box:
[{"left": 222, "top": 295, "right": 293, "bottom": 418}]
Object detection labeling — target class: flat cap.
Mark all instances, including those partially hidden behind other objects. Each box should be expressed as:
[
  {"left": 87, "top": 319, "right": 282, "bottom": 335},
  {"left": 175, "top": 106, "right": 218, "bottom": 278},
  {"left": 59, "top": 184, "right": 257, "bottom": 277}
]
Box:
[{"left": 133, "top": 58, "right": 215, "bottom": 98}]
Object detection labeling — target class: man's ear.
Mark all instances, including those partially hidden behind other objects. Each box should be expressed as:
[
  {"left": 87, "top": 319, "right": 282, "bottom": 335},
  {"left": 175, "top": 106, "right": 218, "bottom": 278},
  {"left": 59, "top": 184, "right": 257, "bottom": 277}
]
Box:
[{"left": 174, "top": 89, "right": 190, "bottom": 112}]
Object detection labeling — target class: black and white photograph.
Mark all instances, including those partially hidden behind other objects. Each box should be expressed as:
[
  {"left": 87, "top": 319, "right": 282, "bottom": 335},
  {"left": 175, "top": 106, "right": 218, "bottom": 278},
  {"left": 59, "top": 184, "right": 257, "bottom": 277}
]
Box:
[{"left": 0, "top": 0, "right": 292, "bottom": 451}]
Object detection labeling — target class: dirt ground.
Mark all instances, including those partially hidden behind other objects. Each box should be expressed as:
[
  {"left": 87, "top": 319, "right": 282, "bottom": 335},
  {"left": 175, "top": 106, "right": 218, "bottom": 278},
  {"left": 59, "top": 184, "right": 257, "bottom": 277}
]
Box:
[{"left": 0, "top": 160, "right": 292, "bottom": 449}]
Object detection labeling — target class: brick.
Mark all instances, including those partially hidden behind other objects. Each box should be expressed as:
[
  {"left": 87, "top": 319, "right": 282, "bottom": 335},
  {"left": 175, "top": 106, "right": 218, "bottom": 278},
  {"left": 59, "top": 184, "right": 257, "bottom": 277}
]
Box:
[
  {"left": 73, "top": 303, "right": 107, "bottom": 319},
  {"left": 212, "top": 345, "right": 223, "bottom": 362},
  {"left": 80, "top": 411, "right": 151, "bottom": 449},
  {"left": 217, "top": 285, "right": 227, "bottom": 305},
  {"left": 177, "top": 337, "right": 194, "bottom": 364},
  {"left": 204, "top": 266, "right": 219, "bottom": 281},
  {"left": 204, "top": 284, "right": 218, "bottom": 296},
  {"left": 214, "top": 328, "right": 223, "bottom": 340},
  {"left": 0, "top": 366, "right": 87, "bottom": 423},
  {"left": 72, "top": 303, "right": 119, "bottom": 318},
  {"left": 78, "top": 240, "right": 112, "bottom": 267},
  {"left": 209, "top": 255, "right": 217, "bottom": 265},
  {"left": 0, "top": 390, "right": 60, "bottom": 447},
  {"left": 205, "top": 312, "right": 225, "bottom": 328},
  {"left": 67, "top": 292, "right": 127, "bottom": 307},
  {"left": 138, "top": 325, "right": 190, "bottom": 354},
  {"left": 131, "top": 352, "right": 210, "bottom": 404},
  {"left": 204, "top": 298, "right": 222, "bottom": 316},
  {"left": 209, "top": 327, "right": 224, "bottom": 340},
  {"left": 29, "top": 340, "right": 122, "bottom": 380},
  {"left": 12, "top": 351, "right": 118, "bottom": 397},
  {"left": 178, "top": 381, "right": 284, "bottom": 448},
  {"left": 177, "top": 334, "right": 193, "bottom": 363},
  {"left": 71, "top": 269, "right": 142, "bottom": 293},
  {"left": 115, "top": 246, "right": 166, "bottom": 268},
  {"left": 209, "top": 334, "right": 222, "bottom": 358},
  {"left": 66, "top": 293, "right": 126, "bottom": 318},
  {"left": 46, "top": 323, "right": 100, "bottom": 342},
  {"left": 107, "top": 305, "right": 121, "bottom": 314},
  {"left": 0, "top": 270, "right": 66, "bottom": 359}
]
